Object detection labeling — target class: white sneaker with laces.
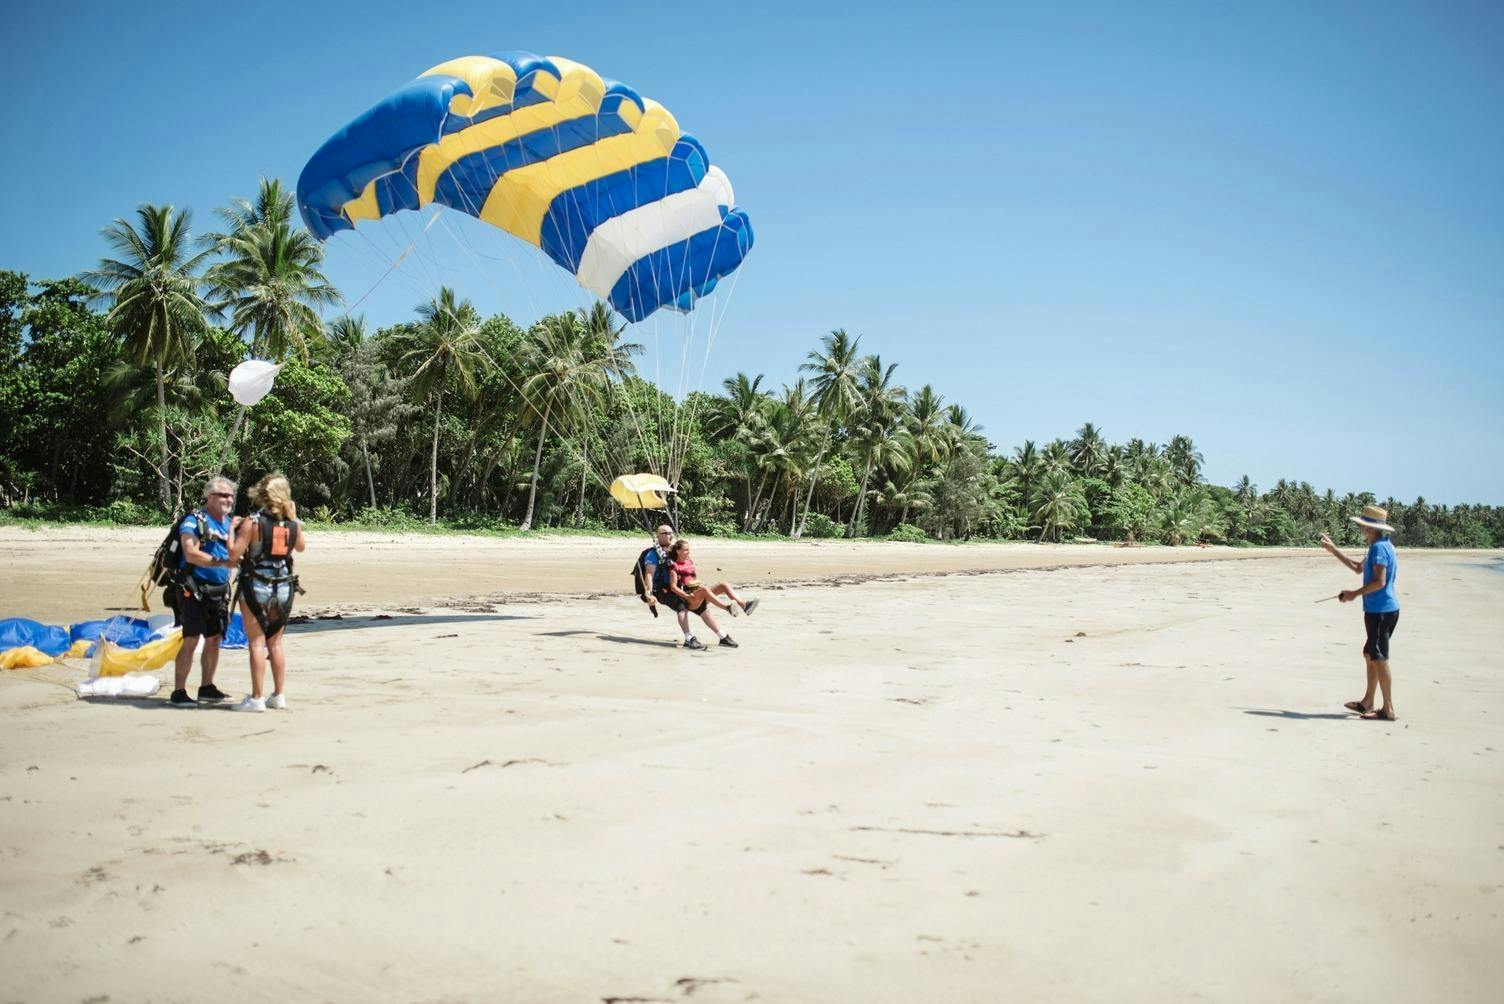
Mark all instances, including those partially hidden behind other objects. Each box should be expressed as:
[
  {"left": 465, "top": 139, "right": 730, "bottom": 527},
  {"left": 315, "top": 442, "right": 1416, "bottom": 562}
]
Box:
[
  {"left": 233, "top": 696, "right": 267, "bottom": 713},
  {"left": 266, "top": 693, "right": 287, "bottom": 710}
]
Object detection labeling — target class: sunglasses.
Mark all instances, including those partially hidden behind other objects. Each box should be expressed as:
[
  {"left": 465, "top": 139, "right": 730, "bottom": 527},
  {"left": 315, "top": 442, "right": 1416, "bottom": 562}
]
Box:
[{"left": 208, "top": 492, "right": 233, "bottom": 499}]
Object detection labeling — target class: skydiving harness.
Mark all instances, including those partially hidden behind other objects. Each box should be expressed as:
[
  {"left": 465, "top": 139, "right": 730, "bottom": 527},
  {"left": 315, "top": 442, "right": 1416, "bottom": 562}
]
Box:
[
  {"left": 632, "top": 545, "right": 674, "bottom": 615},
  {"left": 233, "top": 512, "right": 305, "bottom": 637}
]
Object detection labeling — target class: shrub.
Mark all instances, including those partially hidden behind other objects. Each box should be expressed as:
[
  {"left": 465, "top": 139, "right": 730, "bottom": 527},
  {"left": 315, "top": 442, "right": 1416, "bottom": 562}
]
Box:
[
  {"left": 802, "top": 512, "right": 839, "bottom": 539},
  {"left": 886, "top": 522, "right": 930, "bottom": 543}
]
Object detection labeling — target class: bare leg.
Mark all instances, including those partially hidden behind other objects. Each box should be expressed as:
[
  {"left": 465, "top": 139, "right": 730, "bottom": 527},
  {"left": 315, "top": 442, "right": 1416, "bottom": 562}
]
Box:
[
  {"left": 690, "top": 586, "right": 733, "bottom": 612},
  {"left": 697, "top": 606, "right": 724, "bottom": 636},
  {"left": 1361, "top": 656, "right": 1378, "bottom": 709},
  {"left": 709, "top": 582, "right": 745, "bottom": 608},
  {"left": 267, "top": 631, "right": 288, "bottom": 696},
  {"left": 241, "top": 600, "right": 267, "bottom": 699},
  {"left": 200, "top": 635, "right": 221, "bottom": 687},
  {"left": 174, "top": 636, "right": 200, "bottom": 692},
  {"left": 1373, "top": 659, "right": 1394, "bottom": 716}
]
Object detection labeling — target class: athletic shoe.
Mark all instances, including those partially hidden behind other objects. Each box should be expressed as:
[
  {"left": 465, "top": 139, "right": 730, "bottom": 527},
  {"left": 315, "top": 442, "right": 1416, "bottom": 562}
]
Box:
[
  {"left": 743, "top": 599, "right": 759, "bottom": 617},
  {"left": 232, "top": 696, "right": 267, "bottom": 713},
  {"left": 197, "top": 684, "right": 230, "bottom": 703},
  {"left": 266, "top": 693, "right": 287, "bottom": 710},
  {"left": 683, "top": 637, "right": 707, "bottom": 651},
  {"left": 719, "top": 635, "right": 739, "bottom": 648},
  {"left": 169, "top": 689, "right": 197, "bottom": 707}
]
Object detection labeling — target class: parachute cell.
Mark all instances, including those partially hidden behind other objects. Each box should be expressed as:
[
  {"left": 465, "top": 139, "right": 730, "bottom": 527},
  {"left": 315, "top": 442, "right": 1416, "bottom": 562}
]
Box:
[{"left": 297, "top": 51, "right": 753, "bottom": 322}]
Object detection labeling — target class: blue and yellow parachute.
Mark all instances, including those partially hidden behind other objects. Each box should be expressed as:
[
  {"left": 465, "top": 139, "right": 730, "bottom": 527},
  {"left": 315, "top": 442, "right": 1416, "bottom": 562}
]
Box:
[{"left": 297, "top": 51, "right": 753, "bottom": 322}]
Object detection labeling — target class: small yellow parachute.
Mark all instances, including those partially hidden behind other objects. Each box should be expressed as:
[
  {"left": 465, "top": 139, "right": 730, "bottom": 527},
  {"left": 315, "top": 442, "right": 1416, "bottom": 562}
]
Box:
[
  {"left": 94, "top": 632, "right": 184, "bottom": 678},
  {"left": 610, "top": 473, "right": 676, "bottom": 510}
]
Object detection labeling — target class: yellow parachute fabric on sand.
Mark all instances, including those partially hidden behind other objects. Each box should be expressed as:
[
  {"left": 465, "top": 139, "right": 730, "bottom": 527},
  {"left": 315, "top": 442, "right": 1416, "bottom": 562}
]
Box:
[
  {"left": 65, "top": 639, "right": 92, "bottom": 659},
  {"left": 610, "top": 473, "right": 675, "bottom": 510},
  {"left": 96, "top": 631, "right": 183, "bottom": 678},
  {"left": 0, "top": 646, "right": 55, "bottom": 669}
]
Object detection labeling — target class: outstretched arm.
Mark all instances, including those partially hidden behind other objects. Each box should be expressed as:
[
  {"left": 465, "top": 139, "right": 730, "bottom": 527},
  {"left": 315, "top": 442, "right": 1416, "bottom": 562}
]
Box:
[{"left": 1319, "top": 534, "right": 1361, "bottom": 574}]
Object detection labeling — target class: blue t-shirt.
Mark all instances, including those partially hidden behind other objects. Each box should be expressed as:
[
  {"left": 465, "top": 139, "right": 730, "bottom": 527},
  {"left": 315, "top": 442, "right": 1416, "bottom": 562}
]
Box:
[
  {"left": 180, "top": 511, "right": 232, "bottom": 585},
  {"left": 1361, "top": 538, "right": 1399, "bottom": 613}
]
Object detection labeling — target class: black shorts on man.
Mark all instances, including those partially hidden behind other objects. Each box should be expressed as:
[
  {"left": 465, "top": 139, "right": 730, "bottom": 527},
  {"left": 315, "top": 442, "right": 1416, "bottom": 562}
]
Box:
[
  {"left": 179, "top": 585, "right": 230, "bottom": 638},
  {"left": 1363, "top": 611, "right": 1399, "bottom": 661}
]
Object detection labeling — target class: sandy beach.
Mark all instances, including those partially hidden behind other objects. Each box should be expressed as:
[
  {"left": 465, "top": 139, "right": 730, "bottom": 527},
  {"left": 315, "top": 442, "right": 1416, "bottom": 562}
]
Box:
[{"left": 1, "top": 528, "right": 1501, "bottom": 1002}]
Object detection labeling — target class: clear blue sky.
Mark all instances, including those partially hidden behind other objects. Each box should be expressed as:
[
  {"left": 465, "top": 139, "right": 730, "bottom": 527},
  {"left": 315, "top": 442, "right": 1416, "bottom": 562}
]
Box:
[{"left": 4, "top": 0, "right": 1501, "bottom": 502}]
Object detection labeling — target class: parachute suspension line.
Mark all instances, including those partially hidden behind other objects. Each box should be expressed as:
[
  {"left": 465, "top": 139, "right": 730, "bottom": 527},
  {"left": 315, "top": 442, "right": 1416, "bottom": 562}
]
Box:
[
  {"left": 344, "top": 208, "right": 445, "bottom": 312},
  {"left": 674, "top": 260, "right": 744, "bottom": 487}
]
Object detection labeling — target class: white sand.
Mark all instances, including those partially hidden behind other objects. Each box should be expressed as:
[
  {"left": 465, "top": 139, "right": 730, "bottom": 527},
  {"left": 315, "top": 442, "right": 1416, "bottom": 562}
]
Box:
[{"left": 1, "top": 529, "right": 1500, "bottom": 1002}]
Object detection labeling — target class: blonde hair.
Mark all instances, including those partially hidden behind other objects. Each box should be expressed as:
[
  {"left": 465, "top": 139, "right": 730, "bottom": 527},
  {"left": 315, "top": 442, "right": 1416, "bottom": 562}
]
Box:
[{"left": 249, "top": 472, "right": 295, "bottom": 519}]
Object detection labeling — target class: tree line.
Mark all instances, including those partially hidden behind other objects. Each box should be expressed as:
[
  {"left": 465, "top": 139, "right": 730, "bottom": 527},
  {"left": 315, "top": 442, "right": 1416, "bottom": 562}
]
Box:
[{"left": 2, "top": 179, "right": 1499, "bottom": 549}]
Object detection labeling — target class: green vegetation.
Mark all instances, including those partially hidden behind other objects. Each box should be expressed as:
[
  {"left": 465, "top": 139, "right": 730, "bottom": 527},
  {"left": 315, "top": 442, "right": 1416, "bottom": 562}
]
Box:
[{"left": 2, "top": 180, "right": 1500, "bottom": 548}]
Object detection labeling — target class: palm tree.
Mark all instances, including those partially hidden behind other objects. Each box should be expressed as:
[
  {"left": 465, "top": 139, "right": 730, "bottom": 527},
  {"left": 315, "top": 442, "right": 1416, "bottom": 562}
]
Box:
[
  {"left": 1165, "top": 434, "right": 1204, "bottom": 487},
  {"left": 710, "top": 372, "right": 771, "bottom": 524},
  {"left": 794, "top": 329, "right": 863, "bottom": 538},
  {"left": 392, "top": 288, "right": 491, "bottom": 523},
  {"left": 206, "top": 216, "right": 339, "bottom": 361},
  {"left": 1008, "top": 440, "right": 1041, "bottom": 511},
  {"left": 518, "top": 305, "right": 640, "bottom": 531},
  {"left": 1069, "top": 421, "right": 1108, "bottom": 476},
  {"left": 209, "top": 177, "right": 297, "bottom": 239},
  {"left": 846, "top": 355, "right": 908, "bottom": 537},
  {"left": 336, "top": 315, "right": 415, "bottom": 511},
  {"left": 84, "top": 204, "right": 215, "bottom": 510},
  {"left": 1032, "top": 471, "right": 1086, "bottom": 542}
]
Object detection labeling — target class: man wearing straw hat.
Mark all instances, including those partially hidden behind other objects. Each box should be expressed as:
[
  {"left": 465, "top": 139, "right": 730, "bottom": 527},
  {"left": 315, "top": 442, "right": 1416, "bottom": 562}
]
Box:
[{"left": 1319, "top": 505, "right": 1401, "bottom": 721}]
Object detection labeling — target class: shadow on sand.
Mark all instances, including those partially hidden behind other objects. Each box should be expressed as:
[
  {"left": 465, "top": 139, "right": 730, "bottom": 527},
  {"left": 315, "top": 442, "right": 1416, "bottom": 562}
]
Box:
[
  {"left": 286, "top": 613, "right": 536, "bottom": 635},
  {"left": 1241, "top": 708, "right": 1354, "bottom": 721}
]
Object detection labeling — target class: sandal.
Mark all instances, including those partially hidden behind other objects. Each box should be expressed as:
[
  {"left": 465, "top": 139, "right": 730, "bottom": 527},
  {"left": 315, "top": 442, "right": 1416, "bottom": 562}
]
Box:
[
  {"left": 1343, "top": 701, "right": 1370, "bottom": 715},
  {"left": 1363, "top": 708, "right": 1398, "bottom": 721}
]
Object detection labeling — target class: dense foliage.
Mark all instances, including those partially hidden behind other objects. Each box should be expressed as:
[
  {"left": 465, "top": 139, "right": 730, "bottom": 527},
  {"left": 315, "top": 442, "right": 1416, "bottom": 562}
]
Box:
[{"left": 2, "top": 182, "right": 1499, "bottom": 549}]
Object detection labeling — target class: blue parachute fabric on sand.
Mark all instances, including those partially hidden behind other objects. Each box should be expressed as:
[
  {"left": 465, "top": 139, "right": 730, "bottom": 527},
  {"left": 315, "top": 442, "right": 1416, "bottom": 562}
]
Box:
[
  {"left": 82, "top": 616, "right": 156, "bottom": 657},
  {"left": 0, "top": 618, "right": 72, "bottom": 658},
  {"left": 223, "top": 613, "right": 247, "bottom": 650}
]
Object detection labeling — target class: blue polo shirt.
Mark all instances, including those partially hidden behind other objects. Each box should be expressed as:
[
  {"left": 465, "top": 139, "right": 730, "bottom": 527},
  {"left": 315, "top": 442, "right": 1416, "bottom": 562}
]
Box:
[
  {"left": 1361, "top": 538, "right": 1399, "bottom": 614},
  {"left": 180, "top": 511, "right": 232, "bottom": 585}
]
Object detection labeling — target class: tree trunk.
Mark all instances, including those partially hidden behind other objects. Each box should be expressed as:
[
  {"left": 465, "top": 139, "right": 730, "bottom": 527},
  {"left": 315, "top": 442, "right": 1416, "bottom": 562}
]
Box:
[
  {"left": 744, "top": 471, "right": 769, "bottom": 533},
  {"left": 362, "top": 437, "right": 377, "bottom": 510},
  {"left": 574, "top": 439, "right": 588, "bottom": 526},
  {"left": 793, "top": 430, "right": 830, "bottom": 540},
  {"left": 429, "top": 386, "right": 444, "bottom": 524},
  {"left": 847, "top": 454, "right": 875, "bottom": 537},
  {"left": 519, "top": 400, "right": 552, "bottom": 532},
  {"left": 155, "top": 360, "right": 171, "bottom": 512}
]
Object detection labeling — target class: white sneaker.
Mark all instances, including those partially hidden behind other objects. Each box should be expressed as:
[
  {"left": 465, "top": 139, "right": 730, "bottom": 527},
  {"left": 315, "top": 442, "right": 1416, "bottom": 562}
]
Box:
[
  {"left": 266, "top": 693, "right": 287, "bottom": 710},
  {"left": 232, "top": 696, "right": 267, "bottom": 713}
]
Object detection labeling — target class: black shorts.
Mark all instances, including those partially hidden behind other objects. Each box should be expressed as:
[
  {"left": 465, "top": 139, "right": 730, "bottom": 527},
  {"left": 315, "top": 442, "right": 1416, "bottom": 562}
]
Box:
[
  {"left": 654, "top": 590, "right": 705, "bottom": 615},
  {"left": 1363, "top": 611, "right": 1399, "bottom": 661},
  {"left": 179, "top": 586, "right": 230, "bottom": 638}
]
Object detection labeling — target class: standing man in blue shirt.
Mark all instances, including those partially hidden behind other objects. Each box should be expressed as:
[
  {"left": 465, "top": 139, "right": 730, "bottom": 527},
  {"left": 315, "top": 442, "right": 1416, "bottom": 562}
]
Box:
[
  {"left": 1320, "top": 505, "right": 1401, "bottom": 721},
  {"left": 169, "top": 477, "right": 238, "bottom": 707}
]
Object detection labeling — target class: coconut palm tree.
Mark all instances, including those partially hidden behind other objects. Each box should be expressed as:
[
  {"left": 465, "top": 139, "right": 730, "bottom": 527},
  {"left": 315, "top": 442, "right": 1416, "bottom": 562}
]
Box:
[
  {"left": 710, "top": 372, "right": 771, "bottom": 523},
  {"left": 206, "top": 216, "right": 339, "bottom": 361},
  {"left": 846, "top": 355, "right": 908, "bottom": 537},
  {"left": 1032, "top": 471, "right": 1087, "bottom": 542},
  {"left": 1069, "top": 421, "right": 1108, "bottom": 476},
  {"left": 794, "top": 328, "right": 863, "bottom": 538},
  {"left": 518, "top": 305, "right": 640, "bottom": 531},
  {"left": 1165, "top": 434, "right": 1204, "bottom": 487},
  {"left": 391, "top": 288, "right": 490, "bottom": 523},
  {"left": 84, "top": 204, "right": 215, "bottom": 510},
  {"left": 1008, "top": 440, "right": 1041, "bottom": 511}
]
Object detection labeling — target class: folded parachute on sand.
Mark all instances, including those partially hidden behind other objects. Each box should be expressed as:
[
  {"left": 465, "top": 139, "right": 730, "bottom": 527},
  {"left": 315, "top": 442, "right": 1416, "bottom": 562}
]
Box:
[{"left": 0, "top": 618, "right": 71, "bottom": 668}]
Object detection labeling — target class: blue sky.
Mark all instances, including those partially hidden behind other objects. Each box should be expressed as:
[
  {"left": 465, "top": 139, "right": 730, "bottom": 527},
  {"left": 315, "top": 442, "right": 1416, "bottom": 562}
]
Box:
[{"left": 4, "top": 0, "right": 1501, "bottom": 502}]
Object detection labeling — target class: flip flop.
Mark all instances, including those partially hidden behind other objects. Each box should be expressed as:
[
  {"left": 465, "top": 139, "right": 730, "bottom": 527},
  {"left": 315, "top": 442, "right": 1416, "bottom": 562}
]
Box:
[
  {"left": 1363, "top": 708, "right": 1398, "bottom": 721},
  {"left": 1343, "top": 701, "right": 1370, "bottom": 714}
]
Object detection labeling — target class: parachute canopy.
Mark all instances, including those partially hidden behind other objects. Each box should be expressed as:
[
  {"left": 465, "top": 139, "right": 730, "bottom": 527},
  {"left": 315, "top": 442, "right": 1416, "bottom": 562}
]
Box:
[
  {"left": 297, "top": 51, "right": 753, "bottom": 322},
  {"left": 229, "top": 359, "right": 284, "bottom": 407},
  {"left": 610, "top": 473, "right": 675, "bottom": 510}
]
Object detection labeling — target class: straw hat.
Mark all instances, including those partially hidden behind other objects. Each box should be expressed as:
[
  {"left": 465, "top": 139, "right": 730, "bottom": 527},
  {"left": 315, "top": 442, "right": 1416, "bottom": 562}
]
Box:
[{"left": 1349, "top": 504, "right": 1395, "bottom": 533}]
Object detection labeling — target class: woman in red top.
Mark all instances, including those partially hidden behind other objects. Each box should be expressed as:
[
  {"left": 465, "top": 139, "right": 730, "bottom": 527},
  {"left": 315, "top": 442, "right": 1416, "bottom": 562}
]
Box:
[{"left": 666, "top": 539, "right": 759, "bottom": 619}]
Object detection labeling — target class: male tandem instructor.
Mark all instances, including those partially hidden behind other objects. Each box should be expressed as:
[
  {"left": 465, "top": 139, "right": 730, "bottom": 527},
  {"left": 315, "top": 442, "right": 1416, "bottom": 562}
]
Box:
[
  {"left": 169, "top": 477, "right": 237, "bottom": 707},
  {"left": 1320, "top": 505, "right": 1401, "bottom": 721}
]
